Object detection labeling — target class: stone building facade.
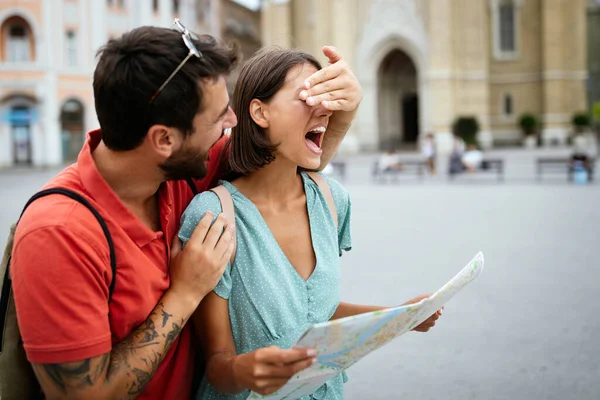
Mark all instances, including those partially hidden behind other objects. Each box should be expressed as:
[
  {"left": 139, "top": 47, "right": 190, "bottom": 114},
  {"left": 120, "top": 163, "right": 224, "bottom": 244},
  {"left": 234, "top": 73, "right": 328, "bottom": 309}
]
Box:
[{"left": 261, "top": 0, "right": 589, "bottom": 153}]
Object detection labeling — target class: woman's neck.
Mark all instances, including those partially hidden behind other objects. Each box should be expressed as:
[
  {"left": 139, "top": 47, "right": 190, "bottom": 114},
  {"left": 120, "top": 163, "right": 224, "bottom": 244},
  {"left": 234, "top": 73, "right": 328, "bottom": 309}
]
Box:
[{"left": 233, "top": 157, "right": 305, "bottom": 208}]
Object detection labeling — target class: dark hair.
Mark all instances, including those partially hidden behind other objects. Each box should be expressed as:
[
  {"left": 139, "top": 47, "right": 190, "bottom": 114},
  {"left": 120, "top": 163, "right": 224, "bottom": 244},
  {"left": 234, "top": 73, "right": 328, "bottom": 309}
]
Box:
[
  {"left": 228, "top": 47, "right": 322, "bottom": 175},
  {"left": 93, "top": 26, "right": 238, "bottom": 151}
]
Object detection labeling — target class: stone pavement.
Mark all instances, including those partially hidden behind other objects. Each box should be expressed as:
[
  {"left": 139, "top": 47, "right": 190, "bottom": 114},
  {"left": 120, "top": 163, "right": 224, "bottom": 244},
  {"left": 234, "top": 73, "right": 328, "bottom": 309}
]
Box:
[{"left": 0, "top": 149, "right": 599, "bottom": 400}]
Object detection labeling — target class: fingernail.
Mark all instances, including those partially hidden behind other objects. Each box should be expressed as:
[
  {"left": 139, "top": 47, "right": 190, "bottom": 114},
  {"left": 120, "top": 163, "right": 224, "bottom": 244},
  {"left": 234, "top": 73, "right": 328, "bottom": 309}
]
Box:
[
  {"left": 227, "top": 224, "right": 235, "bottom": 231},
  {"left": 307, "top": 349, "right": 316, "bottom": 357},
  {"left": 205, "top": 211, "right": 213, "bottom": 216},
  {"left": 304, "top": 80, "right": 311, "bottom": 89},
  {"left": 439, "top": 308, "right": 443, "bottom": 315},
  {"left": 322, "top": 101, "right": 329, "bottom": 108},
  {"left": 311, "top": 358, "right": 317, "bottom": 365},
  {"left": 299, "top": 90, "right": 308, "bottom": 100},
  {"left": 306, "top": 97, "right": 315, "bottom": 106}
]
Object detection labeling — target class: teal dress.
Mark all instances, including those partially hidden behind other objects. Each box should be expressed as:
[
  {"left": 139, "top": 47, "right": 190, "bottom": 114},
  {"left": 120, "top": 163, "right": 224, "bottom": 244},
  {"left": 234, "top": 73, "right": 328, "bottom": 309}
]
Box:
[{"left": 178, "top": 172, "right": 352, "bottom": 400}]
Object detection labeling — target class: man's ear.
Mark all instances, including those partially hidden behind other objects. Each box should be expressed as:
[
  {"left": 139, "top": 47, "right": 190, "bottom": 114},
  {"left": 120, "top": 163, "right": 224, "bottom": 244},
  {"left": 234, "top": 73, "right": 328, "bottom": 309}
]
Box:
[
  {"left": 249, "top": 99, "right": 269, "bottom": 129},
  {"left": 146, "top": 124, "right": 179, "bottom": 158}
]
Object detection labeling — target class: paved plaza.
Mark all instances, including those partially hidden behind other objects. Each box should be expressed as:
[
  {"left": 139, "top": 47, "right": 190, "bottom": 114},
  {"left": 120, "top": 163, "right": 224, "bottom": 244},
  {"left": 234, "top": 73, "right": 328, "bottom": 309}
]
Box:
[{"left": 0, "top": 148, "right": 599, "bottom": 400}]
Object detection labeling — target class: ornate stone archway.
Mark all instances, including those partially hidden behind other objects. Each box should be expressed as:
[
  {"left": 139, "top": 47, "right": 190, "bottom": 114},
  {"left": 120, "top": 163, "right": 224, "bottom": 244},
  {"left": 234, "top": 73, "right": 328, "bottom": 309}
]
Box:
[{"left": 354, "top": 0, "right": 429, "bottom": 152}]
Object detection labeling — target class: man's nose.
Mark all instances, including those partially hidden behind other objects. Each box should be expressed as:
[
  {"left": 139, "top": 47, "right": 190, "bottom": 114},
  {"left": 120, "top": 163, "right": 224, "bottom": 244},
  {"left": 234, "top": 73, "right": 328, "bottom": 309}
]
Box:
[{"left": 223, "top": 107, "right": 238, "bottom": 129}]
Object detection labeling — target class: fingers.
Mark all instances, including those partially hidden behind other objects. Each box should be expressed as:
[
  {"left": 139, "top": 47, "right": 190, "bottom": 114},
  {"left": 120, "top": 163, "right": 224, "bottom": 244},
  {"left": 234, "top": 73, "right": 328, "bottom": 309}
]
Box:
[
  {"left": 186, "top": 212, "right": 215, "bottom": 247},
  {"left": 256, "top": 347, "right": 315, "bottom": 365},
  {"left": 202, "top": 214, "right": 228, "bottom": 248},
  {"left": 413, "top": 310, "right": 443, "bottom": 332},
  {"left": 304, "top": 63, "right": 344, "bottom": 90},
  {"left": 215, "top": 225, "right": 235, "bottom": 261},
  {"left": 322, "top": 99, "right": 350, "bottom": 111},
  {"left": 322, "top": 45, "right": 341, "bottom": 64},
  {"left": 256, "top": 357, "right": 315, "bottom": 379},
  {"left": 253, "top": 380, "right": 290, "bottom": 395}
]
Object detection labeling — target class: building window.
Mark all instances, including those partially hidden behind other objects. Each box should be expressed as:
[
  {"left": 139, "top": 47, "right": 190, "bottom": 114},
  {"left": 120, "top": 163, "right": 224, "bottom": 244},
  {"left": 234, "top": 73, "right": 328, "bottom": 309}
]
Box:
[
  {"left": 153, "top": 0, "right": 159, "bottom": 12},
  {"left": 173, "top": 0, "right": 180, "bottom": 14},
  {"left": 492, "top": 0, "right": 521, "bottom": 60},
  {"left": 499, "top": 1, "right": 515, "bottom": 52},
  {"left": 503, "top": 93, "right": 513, "bottom": 117},
  {"left": 65, "top": 30, "right": 77, "bottom": 66},
  {"left": 6, "top": 24, "right": 30, "bottom": 62}
]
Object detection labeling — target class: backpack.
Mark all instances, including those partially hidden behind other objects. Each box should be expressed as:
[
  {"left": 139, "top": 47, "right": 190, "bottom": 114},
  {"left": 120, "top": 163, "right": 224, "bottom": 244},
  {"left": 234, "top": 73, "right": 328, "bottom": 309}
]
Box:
[
  {"left": 0, "top": 179, "right": 198, "bottom": 400},
  {"left": 0, "top": 188, "right": 118, "bottom": 400},
  {"left": 208, "top": 172, "right": 338, "bottom": 264}
]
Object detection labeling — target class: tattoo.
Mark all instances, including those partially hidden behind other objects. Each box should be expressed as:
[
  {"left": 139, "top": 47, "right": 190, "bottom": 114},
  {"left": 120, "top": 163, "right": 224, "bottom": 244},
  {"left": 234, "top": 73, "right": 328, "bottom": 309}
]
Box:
[
  {"left": 161, "top": 310, "right": 173, "bottom": 328},
  {"left": 138, "top": 319, "right": 160, "bottom": 347},
  {"left": 40, "top": 354, "right": 109, "bottom": 393},
  {"left": 163, "top": 319, "right": 184, "bottom": 354},
  {"left": 127, "top": 350, "right": 161, "bottom": 396},
  {"left": 44, "top": 303, "right": 186, "bottom": 397}
]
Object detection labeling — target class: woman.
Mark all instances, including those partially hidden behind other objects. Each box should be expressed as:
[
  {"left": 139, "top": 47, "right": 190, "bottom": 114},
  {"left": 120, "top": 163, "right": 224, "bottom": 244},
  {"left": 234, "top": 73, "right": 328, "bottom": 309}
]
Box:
[{"left": 179, "top": 47, "right": 442, "bottom": 400}]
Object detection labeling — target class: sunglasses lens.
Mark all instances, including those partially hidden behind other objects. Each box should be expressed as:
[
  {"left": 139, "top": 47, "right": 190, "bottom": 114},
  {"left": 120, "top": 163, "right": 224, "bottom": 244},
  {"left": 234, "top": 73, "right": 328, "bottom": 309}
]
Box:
[{"left": 182, "top": 34, "right": 200, "bottom": 58}]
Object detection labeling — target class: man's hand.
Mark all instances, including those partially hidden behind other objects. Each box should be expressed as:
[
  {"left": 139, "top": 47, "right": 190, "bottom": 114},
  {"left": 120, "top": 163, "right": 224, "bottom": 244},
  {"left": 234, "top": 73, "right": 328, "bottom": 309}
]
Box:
[
  {"left": 299, "top": 46, "right": 362, "bottom": 112},
  {"left": 403, "top": 294, "right": 444, "bottom": 332},
  {"left": 170, "top": 212, "right": 235, "bottom": 307}
]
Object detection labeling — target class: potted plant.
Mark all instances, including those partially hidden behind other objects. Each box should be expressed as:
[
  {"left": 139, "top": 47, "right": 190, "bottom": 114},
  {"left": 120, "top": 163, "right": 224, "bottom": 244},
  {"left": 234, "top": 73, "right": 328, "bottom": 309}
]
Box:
[
  {"left": 572, "top": 112, "right": 591, "bottom": 134},
  {"left": 571, "top": 112, "right": 594, "bottom": 153},
  {"left": 518, "top": 113, "right": 539, "bottom": 148},
  {"left": 452, "top": 116, "right": 479, "bottom": 147}
]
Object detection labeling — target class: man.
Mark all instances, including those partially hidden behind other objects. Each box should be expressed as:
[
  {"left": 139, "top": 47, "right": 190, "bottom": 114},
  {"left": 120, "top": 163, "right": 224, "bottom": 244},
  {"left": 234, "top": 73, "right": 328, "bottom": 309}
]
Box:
[{"left": 10, "top": 23, "right": 362, "bottom": 400}]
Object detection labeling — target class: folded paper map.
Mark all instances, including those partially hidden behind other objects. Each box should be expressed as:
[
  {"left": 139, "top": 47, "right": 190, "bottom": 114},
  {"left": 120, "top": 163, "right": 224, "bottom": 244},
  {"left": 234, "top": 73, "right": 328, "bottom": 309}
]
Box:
[{"left": 248, "top": 251, "right": 484, "bottom": 400}]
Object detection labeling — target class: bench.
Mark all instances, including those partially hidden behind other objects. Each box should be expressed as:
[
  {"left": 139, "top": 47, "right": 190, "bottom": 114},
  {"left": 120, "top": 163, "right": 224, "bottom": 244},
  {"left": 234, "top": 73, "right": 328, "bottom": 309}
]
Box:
[
  {"left": 449, "top": 158, "right": 504, "bottom": 182},
  {"left": 372, "top": 160, "right": 426, "bottom": 183},
  {"left": 536, "top": 157, "right": 595, "bottom": 182}
]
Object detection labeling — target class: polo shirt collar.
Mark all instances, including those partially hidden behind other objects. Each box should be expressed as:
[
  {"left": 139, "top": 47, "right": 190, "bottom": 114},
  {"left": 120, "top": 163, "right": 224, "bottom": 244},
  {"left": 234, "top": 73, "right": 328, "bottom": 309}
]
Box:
[{"left": 78, "top": 130, "right": 166, "bottom": 248}]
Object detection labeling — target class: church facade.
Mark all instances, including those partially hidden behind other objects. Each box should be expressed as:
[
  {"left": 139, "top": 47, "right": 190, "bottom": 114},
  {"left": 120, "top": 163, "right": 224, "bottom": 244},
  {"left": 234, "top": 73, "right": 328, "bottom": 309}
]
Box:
[{"left": 261, "top": 0, "right": 589, "bottom": 153}]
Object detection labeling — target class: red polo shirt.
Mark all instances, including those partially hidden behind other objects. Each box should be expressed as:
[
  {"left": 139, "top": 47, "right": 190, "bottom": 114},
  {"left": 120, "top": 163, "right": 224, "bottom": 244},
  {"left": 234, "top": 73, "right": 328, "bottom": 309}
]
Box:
[{"left": 10, "top": 130, "right": 226, "bottom": 399}]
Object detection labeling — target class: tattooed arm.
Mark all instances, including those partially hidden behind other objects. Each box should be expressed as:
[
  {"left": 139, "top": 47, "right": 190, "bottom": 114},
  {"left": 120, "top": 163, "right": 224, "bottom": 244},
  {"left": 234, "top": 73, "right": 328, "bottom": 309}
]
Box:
[
  {"left": 29, "top": 213, "right": 235, "bottom": 400},
  {"left": 31, "top": 292, "right": 186, "bottom": 400}
]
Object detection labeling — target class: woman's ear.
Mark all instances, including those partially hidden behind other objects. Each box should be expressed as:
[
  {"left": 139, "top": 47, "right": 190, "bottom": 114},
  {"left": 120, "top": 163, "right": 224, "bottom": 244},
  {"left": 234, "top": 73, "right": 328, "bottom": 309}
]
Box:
[{"left": 249, "top": 99, "right": 269, "bottom": 129}]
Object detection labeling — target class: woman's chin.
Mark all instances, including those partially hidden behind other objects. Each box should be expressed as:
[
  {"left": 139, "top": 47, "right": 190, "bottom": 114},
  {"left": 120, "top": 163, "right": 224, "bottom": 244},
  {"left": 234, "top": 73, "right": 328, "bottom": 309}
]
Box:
[{"left": 299, "top": 156, "right": 321, "bottom": 171}]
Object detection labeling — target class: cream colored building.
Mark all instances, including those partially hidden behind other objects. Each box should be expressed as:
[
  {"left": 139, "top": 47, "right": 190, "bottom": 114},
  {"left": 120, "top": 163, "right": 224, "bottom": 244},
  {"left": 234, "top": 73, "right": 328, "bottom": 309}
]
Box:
[
  {"left": 261, "top": 0, "right": 589, "bottom": 153},
  {"left": 0, "top": 0, "right": 205, "bottom": 167}
]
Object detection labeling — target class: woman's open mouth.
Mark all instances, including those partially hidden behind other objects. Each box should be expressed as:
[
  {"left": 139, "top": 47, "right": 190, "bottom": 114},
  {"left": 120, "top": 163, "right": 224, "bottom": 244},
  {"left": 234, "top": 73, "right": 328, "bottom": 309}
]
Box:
[{"left": 305, "top": 126, "right": 326, "bottom": 155}]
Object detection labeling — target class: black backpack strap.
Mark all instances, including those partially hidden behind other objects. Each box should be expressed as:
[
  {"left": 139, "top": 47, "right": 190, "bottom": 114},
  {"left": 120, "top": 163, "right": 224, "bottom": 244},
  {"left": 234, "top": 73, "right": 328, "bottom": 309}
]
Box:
[
  {"left": 185, "top": 178, "right": 198, "bottom": 196},
  {"left": 16, "top": 188, "right": 117, "bottom": 301}
]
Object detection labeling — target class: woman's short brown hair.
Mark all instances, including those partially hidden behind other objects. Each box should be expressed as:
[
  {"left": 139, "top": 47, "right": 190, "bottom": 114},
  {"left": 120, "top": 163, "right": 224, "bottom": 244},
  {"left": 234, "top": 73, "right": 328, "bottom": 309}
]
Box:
[{"left": 228, "top": 47, "right": 322, "bottom": 175}]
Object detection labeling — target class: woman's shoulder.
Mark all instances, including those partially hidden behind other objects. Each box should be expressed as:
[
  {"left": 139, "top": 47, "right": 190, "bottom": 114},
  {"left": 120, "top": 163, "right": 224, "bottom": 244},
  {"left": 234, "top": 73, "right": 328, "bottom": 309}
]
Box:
[
  {"left": 321, "top": 174, "right": 349, "bottom": 204},
  {"left": 185, "top": 189, "right": 223, "bottom": 216},
  {"left": 304, "top": 172, "right": 350, "bottom": 216}
]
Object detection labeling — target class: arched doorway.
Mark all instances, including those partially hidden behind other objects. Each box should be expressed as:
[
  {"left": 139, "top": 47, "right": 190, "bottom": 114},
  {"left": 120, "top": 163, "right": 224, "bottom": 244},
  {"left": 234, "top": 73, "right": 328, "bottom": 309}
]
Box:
[
  {"left": 377, "top": 49, "right": 419, "bottom": 151},
  {"left": 60, "top": 99, "right": 85, "bottom": 162}
]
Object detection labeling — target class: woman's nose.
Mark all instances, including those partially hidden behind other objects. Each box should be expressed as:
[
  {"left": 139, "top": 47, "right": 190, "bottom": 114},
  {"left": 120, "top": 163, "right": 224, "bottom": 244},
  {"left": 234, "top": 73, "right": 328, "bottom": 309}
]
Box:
[{"left": 314, "top": 102, "right": 334, "bottom": 118}]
